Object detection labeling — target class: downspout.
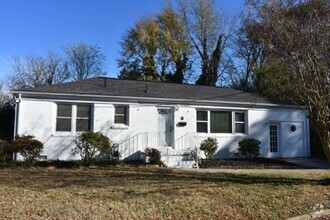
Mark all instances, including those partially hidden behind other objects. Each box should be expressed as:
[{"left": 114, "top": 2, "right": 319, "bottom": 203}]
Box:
[
  {"left": 306, "top": 116, "right": 310, "bottom": 158},
  {"left": 13, "top": 93, "right": 21, "bottom": 161}
]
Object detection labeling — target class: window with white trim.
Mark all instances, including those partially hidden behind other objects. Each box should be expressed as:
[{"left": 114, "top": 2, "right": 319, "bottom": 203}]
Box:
[
  {"left": 76, "top": 105, "right": 91, "bottom": 132},
  {"left": 114, "top": 106, "right": 128, "bottom": 125},
  {"left": 56, "top": 104, "right": 91, "bottom": 132},
  {"left": 196, "top": 111, "right": 208, "bottom": 133},
  {"left": 196, "top": 110, "right": 246, "bottom": 134},
  {"left": 56, "top": 104, "right": 72, "bottom": 132},
  {"left": 234, "top": 112, "right": 245, "bottom": 133}
]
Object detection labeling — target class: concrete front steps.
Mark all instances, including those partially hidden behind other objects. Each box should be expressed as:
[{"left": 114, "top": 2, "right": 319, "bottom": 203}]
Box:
[{"left": 159, "top": 147, "right": 196, "bottom": 168}]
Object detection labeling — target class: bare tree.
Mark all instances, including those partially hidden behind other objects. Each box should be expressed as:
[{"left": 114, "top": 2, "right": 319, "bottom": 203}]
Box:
[
  {"left": 9, "top": 56, "right": 47, "bottom": 89},
  {"left": 9, "top": 52, "right": 70, "bottom": 89},
  {"left": 0, "top": 80, "right": 9, "bottom": 106},
  {"left": 249, "top": 0, "right": 330, "bottom": 160},
  {"left": 45, "top": 51, "right": 70, "bottom": 85},
  {"left": 229, "top": 17, "right": 266, "bottom": 91},
  {"left": 64, "top": 43, "right": 106, "bottom": 81}
]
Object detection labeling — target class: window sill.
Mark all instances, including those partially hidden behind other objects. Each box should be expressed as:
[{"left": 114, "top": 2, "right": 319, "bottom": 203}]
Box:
[
  {"left": 52, "top": 132, "right": 76, "bottom": 137},
  {"left": 196, "top": 133, "right": 247, "bottom": 137},
  {"left": 111, "top": 124, "right": 129, "bottom": 130}
]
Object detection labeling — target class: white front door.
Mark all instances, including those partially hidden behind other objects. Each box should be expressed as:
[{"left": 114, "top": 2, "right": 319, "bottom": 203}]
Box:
[
  {"left": 157, "top": 108, "right": 174, "bottom": 147},
  {"left": 269, "top": 124, "right": 280, "bottom": 157}
]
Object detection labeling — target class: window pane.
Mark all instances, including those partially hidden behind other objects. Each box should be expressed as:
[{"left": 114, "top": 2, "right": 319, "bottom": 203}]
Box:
[
  {"left": 115, "top": 116, "right": 126, "bottom": 124},
  {"left": 76, "top": 119, "right": 90, "bottom": 132},
  {"left": 56, "top": 119, "right": 71, "bottom": 131},
  {"left": 235, "top": 112, "right": 244, "bottom": 122},
  {"left": 115, "top": 106, "right": 126, "bottom": 115},
  {"left": 210, "top": 111, "right": 232, "bottom": 133},
  {"left": 57, "top": 105, "right": 72, "bottom": 117},
  {"left": 77, "top": 106, "right": 90, "bottom": 117},
  {"left": 197, "top": 111, "right": 207, "bottom": 121},
  {"left": 235, "top": 123, "right": 245, "bottom": 133},
  {"left": 197, "top": 122, "right": 208, "bottom": 133}
]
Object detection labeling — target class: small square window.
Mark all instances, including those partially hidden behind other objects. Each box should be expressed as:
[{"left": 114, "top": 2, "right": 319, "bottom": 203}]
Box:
[
  {"left": 235, "top": 113, "right": 244, "bottom": 122},
  {"left": 197, "top": 111, "right": 208, "bottom": 121},
  {"left": 197, "top": 122, "right": 208, "bottom": 133},
  {"left": 235, "top": 123, "right": 245, "bottom": 133},
  {"left": 56, "top": 118, "right": 71, "bottom": 132},
  {"left": 115, "top": 106, "right": 128, "bottom": 125}
]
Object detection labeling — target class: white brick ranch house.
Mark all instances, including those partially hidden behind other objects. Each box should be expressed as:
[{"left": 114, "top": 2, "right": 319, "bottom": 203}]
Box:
[{"left": 12, "top": 77, "right": 310, "bottom": 167}]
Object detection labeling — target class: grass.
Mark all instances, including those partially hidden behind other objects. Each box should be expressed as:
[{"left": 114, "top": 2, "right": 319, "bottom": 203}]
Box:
[{"left": 0, "top": 167, "right": 329, "bottom": 219}]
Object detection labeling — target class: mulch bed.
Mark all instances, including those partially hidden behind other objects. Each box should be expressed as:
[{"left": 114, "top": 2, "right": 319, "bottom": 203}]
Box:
[{"left": 200, "top": 158, "right": 300, "bottom": 169}]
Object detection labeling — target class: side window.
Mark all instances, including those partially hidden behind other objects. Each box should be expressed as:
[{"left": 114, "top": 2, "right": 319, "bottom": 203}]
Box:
[
  {"left": 76, "top": 105, "right": 91, "bottom": 132},
  {"left": 56, "top": 104, "right": 72, "bottom": 132},
  {"left": 234, "top": 112, "right": 245, "bottom": 133},
  {"left": 196, "top": 111, "right": 208, "bottom": 133},
  {"left": 115, "top": 106, "right": 128, "bottom": 125}
]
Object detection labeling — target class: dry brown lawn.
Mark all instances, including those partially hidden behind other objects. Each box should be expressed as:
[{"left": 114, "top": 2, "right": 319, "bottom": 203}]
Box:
[{"left": 0, "top": 167, "right": 329, "bottom": 219}]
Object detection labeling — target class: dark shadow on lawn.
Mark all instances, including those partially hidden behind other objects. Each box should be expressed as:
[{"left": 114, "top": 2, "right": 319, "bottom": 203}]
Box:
[{"left": 0, "top": 168, "right": 329, "bottom": 190}]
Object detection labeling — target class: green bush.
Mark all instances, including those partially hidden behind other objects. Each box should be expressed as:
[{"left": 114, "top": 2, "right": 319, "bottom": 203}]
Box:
[
  {"left": 12, "top": 135, "right": 43, "bottom": 162},
  {"left": 145, "top": 148, "right": 163, "bottom": 166},
  {"left": 238, "top": 138, "right": 261, "bottom": 158},
  {"left": 72, "top": 131, "right": 115, "bottom": 162},
  {"left": 200, "top": 138, "right": 218, "bottom": 159}
]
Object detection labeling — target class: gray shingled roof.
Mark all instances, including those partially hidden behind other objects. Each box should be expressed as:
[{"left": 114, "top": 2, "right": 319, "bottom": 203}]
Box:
[{"left": 14, "top": 77, "right": 275, "bottom": 105}]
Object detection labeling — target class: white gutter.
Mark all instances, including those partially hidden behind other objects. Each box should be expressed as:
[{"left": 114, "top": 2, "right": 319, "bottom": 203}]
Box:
[
  {"left": 12, "top": 90, "right": 303, "bottom": 109},
  {"left": 13, "top": 93, "right": 21, "bottom": 139},
  {"left": 306, "top": 117, "right": 311, "bottom": 157}
]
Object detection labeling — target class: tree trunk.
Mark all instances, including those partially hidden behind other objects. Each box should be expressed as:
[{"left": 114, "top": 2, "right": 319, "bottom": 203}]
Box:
[{"left": 312, "top": 121, "right": 330, "bottom": 162}]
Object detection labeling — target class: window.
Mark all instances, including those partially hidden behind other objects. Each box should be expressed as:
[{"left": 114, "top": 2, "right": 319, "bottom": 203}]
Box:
[
  {"left": 210, "top": 111, "right": 232, "bottom": 133},
  {"left": 269, "top": 124, "right": 278, "bottom": 153},
  {"left": 115, "top": 106, "right": 128, "bottom": 125},
  {"left": 76, "top": 105, "right": 91, "bottom": 132},
  {"left": 234, "top": 112, "right": 245, "bottom": 133},
  {"left": 196, "top": 110, "right": 246, "bottom": 134},
  {"left": 56, "top": 104, "right": 72, "bottom": 131},
  {"left": 196, "top": 111, "right": 208, "bottom": 133},
  {"left": 290, "top": 125, "right": 297, "bottom": 133},
  {"left": 56, "top": 104, "right": 91, "bottom": 132}
]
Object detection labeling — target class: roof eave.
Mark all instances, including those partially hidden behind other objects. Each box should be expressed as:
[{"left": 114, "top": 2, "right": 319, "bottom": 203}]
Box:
[{"left": 12, "top": 90, "right": 303, "bottom": 109}]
